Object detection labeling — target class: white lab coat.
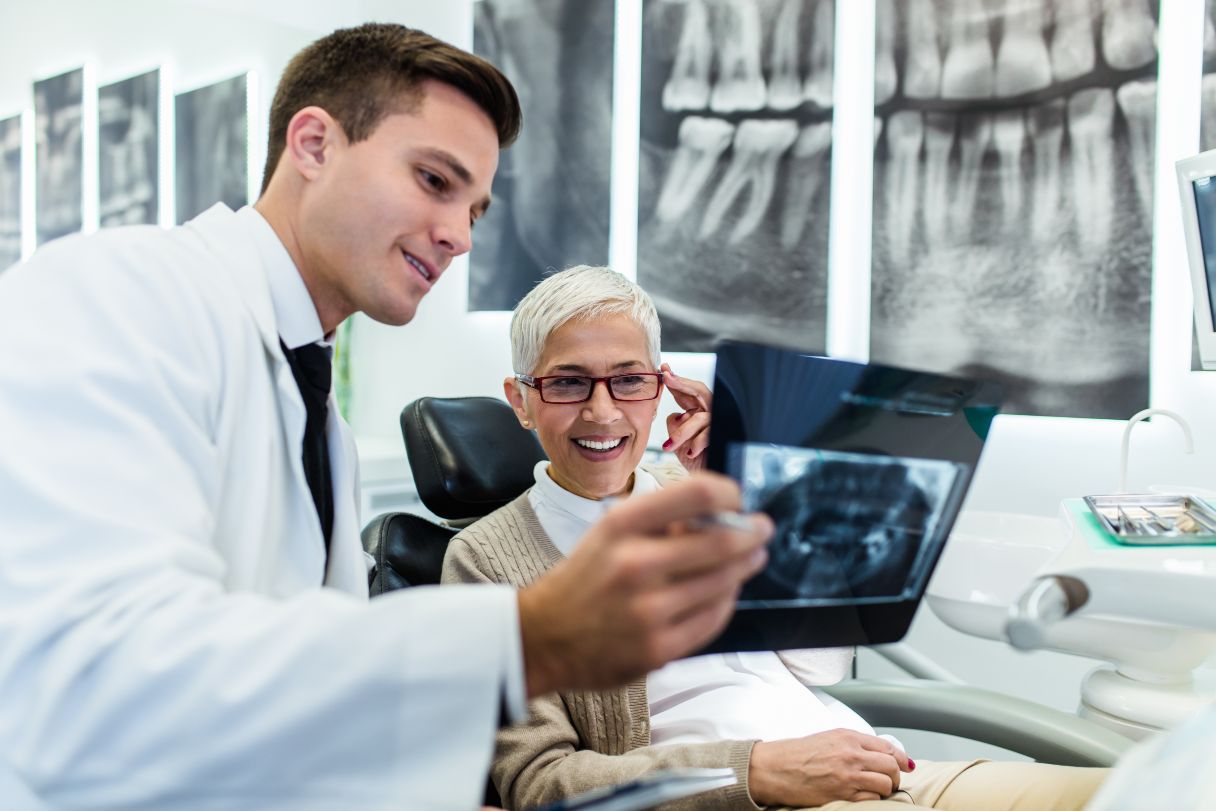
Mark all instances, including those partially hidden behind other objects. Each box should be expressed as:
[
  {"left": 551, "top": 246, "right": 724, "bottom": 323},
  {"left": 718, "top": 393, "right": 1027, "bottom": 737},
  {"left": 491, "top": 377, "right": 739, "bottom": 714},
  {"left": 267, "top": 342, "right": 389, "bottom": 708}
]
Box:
[{"left": 0, "top": 205, "right": 518, "bottom": 810}]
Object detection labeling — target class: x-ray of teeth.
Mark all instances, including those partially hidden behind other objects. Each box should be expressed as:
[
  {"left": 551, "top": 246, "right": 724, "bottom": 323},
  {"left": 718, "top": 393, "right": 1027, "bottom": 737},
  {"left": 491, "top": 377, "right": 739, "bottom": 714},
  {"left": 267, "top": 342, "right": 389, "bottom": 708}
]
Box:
[
  {"left": 467, "top": 0, "right": 613, "bottom": 312},
  {"left": 638, "top": 0, "right": 834, "bottom": 352},
  {"left": 1202, "top": 0, "right": 1216, "bottom": 150},
  {"left": 35, "top": 68, "right": 84, "bottom": 246},
  {"left": 99, "top": 70, "right": 159, "bottom": 228},
  {"left": 0, "top": 115, "right": 20, "bottom": 272},
  {"left": 871, "top": 0, "right": 1158, "bottom": 419},
  {"left": 175, "top": 74, "right": 247, "bottom": 225},
  {"left": 735, "top": 443, "right": 959, "bottom": 605}
]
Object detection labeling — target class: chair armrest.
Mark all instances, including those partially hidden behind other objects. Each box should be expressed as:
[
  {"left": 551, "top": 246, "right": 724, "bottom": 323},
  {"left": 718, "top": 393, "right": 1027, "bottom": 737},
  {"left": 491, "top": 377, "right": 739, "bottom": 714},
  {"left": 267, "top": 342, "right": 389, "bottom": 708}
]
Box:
[{"left": 822, "top": 679, "right": 1133, "bottom": 767}]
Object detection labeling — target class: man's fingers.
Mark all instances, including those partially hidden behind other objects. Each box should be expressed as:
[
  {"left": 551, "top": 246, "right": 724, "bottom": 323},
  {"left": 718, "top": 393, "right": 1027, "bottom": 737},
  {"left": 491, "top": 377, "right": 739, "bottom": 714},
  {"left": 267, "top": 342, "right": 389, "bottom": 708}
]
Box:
[
  {"left": 598, "top": 474, "right": 743, "bottom": 536},
  {"left": 618, "top": 515, "right": 770, "bottom": 584}
]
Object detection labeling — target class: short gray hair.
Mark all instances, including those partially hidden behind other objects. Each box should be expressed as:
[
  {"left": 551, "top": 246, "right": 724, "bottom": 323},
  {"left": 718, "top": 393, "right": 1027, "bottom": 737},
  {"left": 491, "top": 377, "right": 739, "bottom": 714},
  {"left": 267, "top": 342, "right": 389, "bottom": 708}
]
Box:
[{"left": 510, "top": 265, "right": 662, "bottom": 374}]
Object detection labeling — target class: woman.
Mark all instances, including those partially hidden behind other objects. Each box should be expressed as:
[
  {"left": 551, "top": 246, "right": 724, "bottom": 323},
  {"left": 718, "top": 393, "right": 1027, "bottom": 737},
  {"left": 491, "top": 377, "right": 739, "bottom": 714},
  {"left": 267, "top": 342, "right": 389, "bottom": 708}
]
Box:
[{"left": 442, "top": 266, "right": 1106, "bottom": 811}]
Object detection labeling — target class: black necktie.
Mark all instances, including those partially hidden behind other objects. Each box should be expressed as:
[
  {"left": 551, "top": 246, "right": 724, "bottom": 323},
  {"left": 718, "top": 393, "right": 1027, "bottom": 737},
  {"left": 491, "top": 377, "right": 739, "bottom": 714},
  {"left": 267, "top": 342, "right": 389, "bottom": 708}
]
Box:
[{"left": 281, "top": 339, "right": 334, "bottom": 554}]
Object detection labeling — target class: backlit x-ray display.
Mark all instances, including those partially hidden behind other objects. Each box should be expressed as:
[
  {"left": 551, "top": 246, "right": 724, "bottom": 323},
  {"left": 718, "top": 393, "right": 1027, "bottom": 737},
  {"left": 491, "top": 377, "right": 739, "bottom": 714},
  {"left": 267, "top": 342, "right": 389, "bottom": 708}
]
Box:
[
  {"left": 702, "top": 341, "right": 1001, "bottom": 651},
  {"left": 733, "top": 444, "right": 962, "bottom": 606},
  {"left": 35, "top": 68, "right": 84, "bottom": 245},
  {"left": 0, "top": 115, "right": 20, "bottom": 271},
  {"left": 99, "top": 69, "right": 159, "bottom": 227},
  {"left": 870, "top": 0, "right": 1157, "bottom": 419},
  {"left": 638, "top": 0, "right": 834, "bottom": 352}
]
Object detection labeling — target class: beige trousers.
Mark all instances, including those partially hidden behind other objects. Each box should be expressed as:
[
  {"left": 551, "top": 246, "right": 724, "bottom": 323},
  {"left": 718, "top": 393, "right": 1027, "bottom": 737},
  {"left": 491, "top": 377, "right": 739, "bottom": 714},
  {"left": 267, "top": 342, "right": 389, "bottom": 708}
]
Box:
[{"left": 782, "top": 760, "right": 1109, "bottom": 811}]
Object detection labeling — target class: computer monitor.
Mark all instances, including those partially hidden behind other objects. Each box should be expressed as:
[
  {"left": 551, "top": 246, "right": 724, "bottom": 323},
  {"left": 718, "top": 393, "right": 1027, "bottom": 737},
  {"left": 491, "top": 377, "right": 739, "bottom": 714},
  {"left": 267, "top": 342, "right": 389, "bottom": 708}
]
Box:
[{"left": 1176, "top": 149, "right": 1216, "bottom": 370}]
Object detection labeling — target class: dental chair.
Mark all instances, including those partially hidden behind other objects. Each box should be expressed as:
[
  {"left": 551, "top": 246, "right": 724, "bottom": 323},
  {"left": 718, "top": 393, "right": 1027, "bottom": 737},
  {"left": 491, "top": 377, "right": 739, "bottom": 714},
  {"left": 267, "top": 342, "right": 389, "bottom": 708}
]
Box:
[{"left": 361, "top": 396, "right": 1131, "bottom": 772}]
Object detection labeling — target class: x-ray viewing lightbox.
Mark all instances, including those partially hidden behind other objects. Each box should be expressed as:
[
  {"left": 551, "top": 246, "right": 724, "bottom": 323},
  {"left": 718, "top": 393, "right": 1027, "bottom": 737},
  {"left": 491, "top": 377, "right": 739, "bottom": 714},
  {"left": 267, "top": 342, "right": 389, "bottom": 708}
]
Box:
[
  {"left": 1177, "top": 149, "right": 1216, "bottom": 371},
  {"left": 701, "top": 341, "right": 1003, "bottom": 653}
]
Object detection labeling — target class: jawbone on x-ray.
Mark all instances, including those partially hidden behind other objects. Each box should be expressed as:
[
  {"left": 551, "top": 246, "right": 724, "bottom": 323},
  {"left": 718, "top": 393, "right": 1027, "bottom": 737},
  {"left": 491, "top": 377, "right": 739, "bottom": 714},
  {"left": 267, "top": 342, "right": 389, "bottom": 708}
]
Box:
[{"left": 734, "top": 443, "right": 961, "bottom": 606}]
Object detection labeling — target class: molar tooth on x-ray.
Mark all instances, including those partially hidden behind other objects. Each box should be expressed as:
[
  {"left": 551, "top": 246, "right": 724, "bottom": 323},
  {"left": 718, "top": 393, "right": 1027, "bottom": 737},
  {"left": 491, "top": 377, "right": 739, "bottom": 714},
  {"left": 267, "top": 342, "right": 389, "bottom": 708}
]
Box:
[
  {"left": 780, "top": 122, "right": 832, "bottom": 250},
  {"left": 991, "top": 110, "right": 1026, "bottom": 225},
  {"left": 711, "top": 0, "right": 766, "bottom": 113},
  {"left": 700, "top": 119, "right": 798, "bottom": 244},
  {"left": 1101, "top": 0, "right": 1157, "bottom": 70},
  {"left": 662, "top": 0, "right": 712, "bottom": 112},
  {"left": 1116, "top": 79, "right": 1156, "bottom": 218},
  {"left": 767, "top": 0, "right": 804, "bottom": 111},
  {"left": 1028, "top": 100, "right": 1066, "bottom": 241},
  {"left": 995, "top": 0, "right": 1051, "bottom": 96},
  {"left": 1051, "top": 0, "right": 1097, "bottom": 82},
  {"left": 904, "top": 0, "right": 942, "bottom": 98},
  {"left": 923, "top": 113, "right": 955, "bottom": 244},
  {"left": 884, "top": 111, "right": 925, "bottom": 259},
  {"left": 874, "top": 0, "right": 897, "bottom": 105},
  {"left": 802, "top": 0, "right": 834, "bottom": 108},
  {"left": 949, "top": 115, "right": 993, "bottom": 236},
  {"left": 941, "top": 0, "right": 995, "bottom": 99},
  {"left": 1068, "top": 87, "right": 1117, "bottom": 257},
  {"left": 655, "top": 116, "right": 736, "bottom": 225}
]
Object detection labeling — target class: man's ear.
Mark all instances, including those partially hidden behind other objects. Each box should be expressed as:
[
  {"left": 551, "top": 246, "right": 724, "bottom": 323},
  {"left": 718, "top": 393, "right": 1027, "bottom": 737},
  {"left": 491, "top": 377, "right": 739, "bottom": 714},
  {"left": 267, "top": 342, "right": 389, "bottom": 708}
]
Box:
[
  {"left": 284, "top": 106, "right": 340, "bottom": 181},
  {"left": 503, "top": 377, "right": 531, "bottom": 428}
]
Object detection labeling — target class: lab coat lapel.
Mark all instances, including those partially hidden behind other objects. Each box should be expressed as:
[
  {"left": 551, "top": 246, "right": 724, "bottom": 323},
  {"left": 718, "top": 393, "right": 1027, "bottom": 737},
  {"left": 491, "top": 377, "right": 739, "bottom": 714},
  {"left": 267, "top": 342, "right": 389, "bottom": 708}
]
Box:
[
  {"left": 184, "top": 204, "right": 329, "bottom": 584},
  {"left": 325, "top": 405, "right": 367, "bottom": 595}
]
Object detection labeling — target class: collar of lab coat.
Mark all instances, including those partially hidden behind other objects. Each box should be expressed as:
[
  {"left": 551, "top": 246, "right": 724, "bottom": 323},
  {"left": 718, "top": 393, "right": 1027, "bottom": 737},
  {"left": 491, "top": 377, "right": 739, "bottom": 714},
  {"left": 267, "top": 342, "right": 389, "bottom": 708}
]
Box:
[{"left": 182, "top": 203, "right": 366, "bottom": 594}]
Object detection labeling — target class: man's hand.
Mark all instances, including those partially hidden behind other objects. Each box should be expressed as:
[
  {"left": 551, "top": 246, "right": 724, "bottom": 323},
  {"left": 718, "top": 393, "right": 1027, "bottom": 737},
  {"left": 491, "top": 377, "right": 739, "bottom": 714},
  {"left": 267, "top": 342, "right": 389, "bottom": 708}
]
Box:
[
  {"left": 517, "top": 474, "right": 771, "bottom": 697},
  {"left": 748, "top": 729, "right": 913, "bottom": 807},
  {"left": 660, "top": 363, "right": 711, "bottom": 473}
]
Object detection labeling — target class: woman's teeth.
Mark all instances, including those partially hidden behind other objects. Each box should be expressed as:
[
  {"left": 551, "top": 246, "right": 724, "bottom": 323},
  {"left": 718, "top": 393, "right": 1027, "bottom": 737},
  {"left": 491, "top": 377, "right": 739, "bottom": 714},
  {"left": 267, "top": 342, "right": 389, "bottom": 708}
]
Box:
[{"left": 575, "top": 437, "right": 623, "bottom": 451}]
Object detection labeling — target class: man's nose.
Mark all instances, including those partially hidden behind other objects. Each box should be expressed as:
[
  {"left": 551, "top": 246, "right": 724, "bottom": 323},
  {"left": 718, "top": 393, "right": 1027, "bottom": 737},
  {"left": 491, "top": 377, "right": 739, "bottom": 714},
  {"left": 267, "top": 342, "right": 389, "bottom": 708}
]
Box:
[{"left": 434, "top": 209, "right": 472, "bottom": 257}]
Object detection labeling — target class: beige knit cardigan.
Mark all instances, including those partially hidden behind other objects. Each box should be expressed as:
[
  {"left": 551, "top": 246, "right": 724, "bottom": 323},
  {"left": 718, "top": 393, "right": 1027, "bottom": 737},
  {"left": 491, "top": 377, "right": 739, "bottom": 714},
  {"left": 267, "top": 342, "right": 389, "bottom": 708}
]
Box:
[{"left": 440, "top": 468, "right": 854, "bottom": 811}]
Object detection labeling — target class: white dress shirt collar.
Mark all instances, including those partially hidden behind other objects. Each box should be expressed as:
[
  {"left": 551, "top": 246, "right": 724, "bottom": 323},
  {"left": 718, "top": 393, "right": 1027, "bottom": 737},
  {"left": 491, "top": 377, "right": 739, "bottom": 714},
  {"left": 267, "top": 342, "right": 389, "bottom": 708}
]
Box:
[
  {"left": 236, "top": 206, "right": 327, "bottom": 350},
  {"left": 528, "top": 461, "right": 660, "bottom": 558}
]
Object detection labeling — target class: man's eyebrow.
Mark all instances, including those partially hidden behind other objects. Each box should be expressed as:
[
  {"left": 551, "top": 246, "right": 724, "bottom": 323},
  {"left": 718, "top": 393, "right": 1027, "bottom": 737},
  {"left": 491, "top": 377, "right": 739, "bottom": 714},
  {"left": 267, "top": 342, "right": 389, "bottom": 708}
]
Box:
[{"left": 419, "top": 147, "right": 493, "bottom": 217}]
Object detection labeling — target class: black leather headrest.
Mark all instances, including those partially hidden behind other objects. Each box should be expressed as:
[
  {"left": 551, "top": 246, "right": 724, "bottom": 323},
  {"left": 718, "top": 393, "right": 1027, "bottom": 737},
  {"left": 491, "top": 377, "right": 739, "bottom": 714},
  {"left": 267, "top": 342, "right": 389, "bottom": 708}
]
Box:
[{"left": 400, "top": 396, "right": 547, "bottom": 520}]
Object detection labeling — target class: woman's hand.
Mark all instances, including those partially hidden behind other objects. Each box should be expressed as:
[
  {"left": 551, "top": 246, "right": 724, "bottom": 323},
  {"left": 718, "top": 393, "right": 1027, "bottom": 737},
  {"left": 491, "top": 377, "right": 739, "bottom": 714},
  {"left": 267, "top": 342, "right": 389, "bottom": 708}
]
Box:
[
  {"left": 661, "top": 363, "right": 711, "bottom": 472},
  {"left": 747, "top": 729, "right": 913, "bottom": 807}
]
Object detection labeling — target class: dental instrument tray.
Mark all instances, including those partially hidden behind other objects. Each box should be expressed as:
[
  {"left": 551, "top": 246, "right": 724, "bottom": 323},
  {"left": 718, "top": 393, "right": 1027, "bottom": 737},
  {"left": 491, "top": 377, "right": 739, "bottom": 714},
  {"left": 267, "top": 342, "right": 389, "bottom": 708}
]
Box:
[{"left": 1083, "top": 494, "right": 1216, "bottom": 545}]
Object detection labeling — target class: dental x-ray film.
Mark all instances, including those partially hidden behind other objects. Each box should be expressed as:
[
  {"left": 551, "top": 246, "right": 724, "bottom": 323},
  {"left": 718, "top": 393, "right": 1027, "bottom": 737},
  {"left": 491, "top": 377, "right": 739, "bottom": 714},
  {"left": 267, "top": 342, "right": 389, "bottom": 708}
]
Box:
[{"left": 702, "top": 341, "right": 1003, "bottom": 652}]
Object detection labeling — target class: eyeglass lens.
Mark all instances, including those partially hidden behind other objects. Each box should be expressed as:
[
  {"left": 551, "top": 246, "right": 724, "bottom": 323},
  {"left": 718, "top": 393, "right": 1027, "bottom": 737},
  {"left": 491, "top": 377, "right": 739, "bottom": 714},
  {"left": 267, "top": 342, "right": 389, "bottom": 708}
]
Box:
[{"left": 542, "top": 374, "right": 660, "bottom": 403}]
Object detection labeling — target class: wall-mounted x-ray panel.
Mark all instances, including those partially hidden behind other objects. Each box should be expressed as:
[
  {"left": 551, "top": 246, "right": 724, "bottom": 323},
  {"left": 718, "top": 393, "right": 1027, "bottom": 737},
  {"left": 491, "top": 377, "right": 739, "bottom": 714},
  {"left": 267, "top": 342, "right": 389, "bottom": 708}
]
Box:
[
  {"left": 1202, "top": 0, "right": 1216, "bottom": 149},
  {"left": 0, "top": 115, "right": 21, "bottom": 271},
  {"left": 468, "top": 0, "right": 614, "bottom": 312},
  {"left": 35, "top": 68, "right": 84, "bottom": 246},
  {"left": 638, "top": 0, "right": 834, "bottom": 352},
  {"left": 870, "top": 0, "right": 1157, "bottom": 419},
  {"left": 175, "top": 74, "right": 248, "bottom": 225},
  {"left": 99, "top": 70, "right": 159, "bottom": 227}
]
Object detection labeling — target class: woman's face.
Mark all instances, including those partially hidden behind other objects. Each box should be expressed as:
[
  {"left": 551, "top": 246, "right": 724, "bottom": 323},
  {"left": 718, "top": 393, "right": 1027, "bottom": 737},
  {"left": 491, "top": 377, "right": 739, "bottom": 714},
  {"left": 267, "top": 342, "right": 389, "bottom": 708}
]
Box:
[{"left": 505, "top": 313, "right": 660, "bottom": 500}]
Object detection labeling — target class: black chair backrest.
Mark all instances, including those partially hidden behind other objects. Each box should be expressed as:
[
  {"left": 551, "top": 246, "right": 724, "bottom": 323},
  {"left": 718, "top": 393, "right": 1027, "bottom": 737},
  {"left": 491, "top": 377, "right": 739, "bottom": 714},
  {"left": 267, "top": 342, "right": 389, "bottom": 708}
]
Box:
[
  {"left": 400, "top": 396, "right": 547, "bottom": 520},
  {"left": 363, "top": 396, "right": 547, "bottom": 594}
]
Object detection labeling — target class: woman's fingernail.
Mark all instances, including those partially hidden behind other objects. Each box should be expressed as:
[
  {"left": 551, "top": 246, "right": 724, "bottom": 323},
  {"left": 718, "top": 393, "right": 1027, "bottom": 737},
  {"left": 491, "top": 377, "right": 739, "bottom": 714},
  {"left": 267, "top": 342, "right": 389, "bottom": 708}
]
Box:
[
  {"left": 662, "top": 439, "right": 673, "bottom": 451},
  {"left": 908, "top": 759, "right": 916, "bottom": 771}
]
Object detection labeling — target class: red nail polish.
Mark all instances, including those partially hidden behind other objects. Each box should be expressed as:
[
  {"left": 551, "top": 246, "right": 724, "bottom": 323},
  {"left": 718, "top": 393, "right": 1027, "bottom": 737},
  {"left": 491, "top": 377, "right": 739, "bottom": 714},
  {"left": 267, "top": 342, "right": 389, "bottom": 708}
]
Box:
[
  {"left": 908, "top": 759, "right": 916, "bottom": 771},
  {"left": 662, "top": 439, "right": 673, "bottom": 451}
]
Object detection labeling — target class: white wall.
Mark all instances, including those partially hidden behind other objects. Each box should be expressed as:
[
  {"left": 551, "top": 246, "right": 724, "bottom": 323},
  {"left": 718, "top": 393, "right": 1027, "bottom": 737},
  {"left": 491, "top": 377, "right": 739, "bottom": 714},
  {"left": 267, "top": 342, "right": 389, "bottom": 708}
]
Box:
[{"left": 4, "top": 0, "right": 1214, "bottom": 747}]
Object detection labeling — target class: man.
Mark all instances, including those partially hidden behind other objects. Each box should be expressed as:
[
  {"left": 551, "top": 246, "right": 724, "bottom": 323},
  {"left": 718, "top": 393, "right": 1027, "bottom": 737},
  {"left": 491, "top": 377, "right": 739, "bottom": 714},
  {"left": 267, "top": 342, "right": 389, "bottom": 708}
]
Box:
[{"left": 0, "top": 24, "right": 770, "bottom": 810}]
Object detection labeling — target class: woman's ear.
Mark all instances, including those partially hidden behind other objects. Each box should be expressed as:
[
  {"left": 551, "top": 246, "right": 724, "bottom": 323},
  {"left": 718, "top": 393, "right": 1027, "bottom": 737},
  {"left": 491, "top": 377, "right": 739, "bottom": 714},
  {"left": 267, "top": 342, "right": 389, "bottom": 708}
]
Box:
[{"left": 503, "top": 376, "right": 532, "bottom": 429}]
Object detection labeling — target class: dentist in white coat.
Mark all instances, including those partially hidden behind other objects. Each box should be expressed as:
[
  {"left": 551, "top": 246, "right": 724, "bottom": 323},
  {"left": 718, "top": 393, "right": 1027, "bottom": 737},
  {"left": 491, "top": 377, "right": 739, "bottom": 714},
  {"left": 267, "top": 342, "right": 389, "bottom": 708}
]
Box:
[{"left": 0, "top": 24, "right": 770, "bottom": 811}]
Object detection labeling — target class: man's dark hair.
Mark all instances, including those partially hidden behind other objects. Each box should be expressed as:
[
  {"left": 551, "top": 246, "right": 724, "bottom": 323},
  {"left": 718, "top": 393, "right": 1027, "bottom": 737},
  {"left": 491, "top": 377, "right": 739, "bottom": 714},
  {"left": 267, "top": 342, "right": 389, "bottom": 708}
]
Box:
[{"left": 260, "top": 23, "right": 522, "bottom": 194}]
